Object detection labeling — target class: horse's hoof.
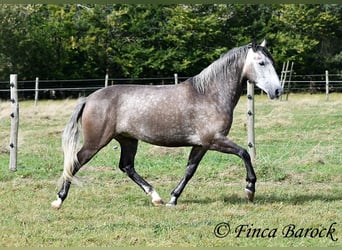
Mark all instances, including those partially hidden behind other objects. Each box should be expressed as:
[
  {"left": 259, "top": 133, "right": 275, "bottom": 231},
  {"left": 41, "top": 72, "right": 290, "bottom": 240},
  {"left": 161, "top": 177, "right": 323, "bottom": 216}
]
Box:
[
  {"left": 152, "top": 199, "right": 165, "bottom": 206},
  {"left": 165, "top": 196, "right": 177, "bottom": 207},
  {"left": 245, "top": 188, "right": 255, "bottom": 203},
  {"left": 148, "top": 190, "right": 164, "bottom": 206},
  {"left": 51, "top": 197, "right": 63, "bottom": 210}
]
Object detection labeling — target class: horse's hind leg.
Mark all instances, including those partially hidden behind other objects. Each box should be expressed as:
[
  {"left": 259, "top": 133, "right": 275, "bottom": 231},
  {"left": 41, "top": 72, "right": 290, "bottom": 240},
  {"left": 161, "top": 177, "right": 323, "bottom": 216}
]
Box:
[
  {"left": 52, "top": 125, "right": 113, "bottom": 209},
  {"left": 51, "top": 98, "right": 120, "bottom": 209},
  {"left": 51, "top": 145, "right": 102, "bottom": 209},
  {"left": 117, "top": 137, "right": 164, "bottom": 205}
]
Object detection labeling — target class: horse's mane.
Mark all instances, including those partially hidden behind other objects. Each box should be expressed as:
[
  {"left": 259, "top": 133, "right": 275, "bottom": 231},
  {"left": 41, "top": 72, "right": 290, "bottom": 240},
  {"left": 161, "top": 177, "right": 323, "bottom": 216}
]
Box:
[
  {"left": 190, "top": 44, "right": 274, "bottom": 94},
  {"left": 191, "top": 45, "right": 249, "bottom": 94}
]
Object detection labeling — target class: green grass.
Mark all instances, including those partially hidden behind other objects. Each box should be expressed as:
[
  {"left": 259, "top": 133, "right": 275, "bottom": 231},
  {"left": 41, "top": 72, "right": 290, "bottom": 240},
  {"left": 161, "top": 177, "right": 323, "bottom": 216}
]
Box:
[{"left": 0, "top": 94, "right": 341, "bottom": 247}]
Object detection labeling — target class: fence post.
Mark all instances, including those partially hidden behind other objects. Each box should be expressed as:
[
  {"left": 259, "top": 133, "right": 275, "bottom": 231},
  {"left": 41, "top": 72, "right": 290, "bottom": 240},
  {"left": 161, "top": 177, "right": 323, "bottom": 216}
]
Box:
[
  {"left": 247, "top": 80, "right": 256, "bottom": 164},
  {"left": 280, "top": 61, "right": 289, "bottom": 101},
  {"left": 9, "top": 74, "right": 19, "bottom": 172},
  {"left": 285, "top": 62, "right": 294, "bottom": 101},
  {"left": 325, "top": 70, "right": 329, "bottom": 101},
  {"left": 105, "top": 73, "right": 109, "bottom": 88},
  {"left": 174, "top": 73, "right": 178, "bottom": 84},
  {"left": 34, "top": 77, "right": 39, "bottom": 106}
]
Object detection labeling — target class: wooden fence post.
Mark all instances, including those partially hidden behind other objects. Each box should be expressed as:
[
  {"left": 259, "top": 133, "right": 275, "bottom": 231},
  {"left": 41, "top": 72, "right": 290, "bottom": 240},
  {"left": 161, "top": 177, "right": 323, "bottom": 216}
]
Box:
[
  {"left": 280, "top": 61, "right": 289, "bottom": 101},
  {"left": 247, "top": 80, "right": 256, "bottom": 164},
  {"left": 9, "top": 74, "right": 19, "bottom": 172},
  {"left": 34, "top": 77, "right": 39, "bottom": 106},
  {"left": 285, "top": 62, "right": 294, "bottom": 101},
  {"left": 325, "top": 70, "right": 329, "bottom": 101},
  {"left": 174, "top": 73, "right": 178, "bottom": 84},
  {"left": 105, "top": 73, "right": 109, "bottom": 88}
]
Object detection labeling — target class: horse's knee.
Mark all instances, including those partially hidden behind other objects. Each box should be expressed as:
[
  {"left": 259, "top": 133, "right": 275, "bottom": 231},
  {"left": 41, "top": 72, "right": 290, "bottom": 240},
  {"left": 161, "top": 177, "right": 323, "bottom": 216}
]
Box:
[
  {"left": 239, "top": 148, "right": 251, "bottom": 161},
  {"left": 118, "top": 164, "right": 126, "bottom": 173},
  {"left": 119, "top": 164, "right": 134, "bottom": 177}
]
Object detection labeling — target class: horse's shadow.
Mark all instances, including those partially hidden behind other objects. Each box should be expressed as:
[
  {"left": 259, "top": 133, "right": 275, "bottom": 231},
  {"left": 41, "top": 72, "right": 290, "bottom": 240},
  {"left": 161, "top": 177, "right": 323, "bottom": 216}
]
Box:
[
  {"left": 255, "top": 193, "right": 342, "bottom": 205},
  {"left": 182, "top": 192, "right": 342, "bottom": 206}
]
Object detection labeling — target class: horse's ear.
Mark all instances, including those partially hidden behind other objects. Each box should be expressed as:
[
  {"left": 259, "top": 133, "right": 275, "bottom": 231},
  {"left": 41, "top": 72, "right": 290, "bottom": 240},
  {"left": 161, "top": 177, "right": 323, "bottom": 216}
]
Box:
[
  {"left": 253, "top": 43, "right": 258, "bottom": 52},
  {"left": 260, "top": 39, "right": 267, "bottom": 47},
  {"left": 249, "top": 40, "right": 258, "bottom": 52}
]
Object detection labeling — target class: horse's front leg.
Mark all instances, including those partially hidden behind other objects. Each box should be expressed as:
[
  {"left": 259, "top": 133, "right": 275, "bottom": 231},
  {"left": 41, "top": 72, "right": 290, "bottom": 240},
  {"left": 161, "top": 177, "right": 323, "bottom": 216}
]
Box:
[
  {"left": 240, "top": 149, "right": 256, "bottom": 202},
  {"left": 167, "top": 146, "right": 207, "bottom": 206},
  {"left": 209, "top": 135, "right": 256, "bottom": 202}
]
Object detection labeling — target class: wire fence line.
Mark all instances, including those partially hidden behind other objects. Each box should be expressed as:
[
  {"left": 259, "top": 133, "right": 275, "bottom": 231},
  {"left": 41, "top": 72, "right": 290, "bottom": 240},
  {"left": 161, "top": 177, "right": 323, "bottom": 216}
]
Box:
[
  {"left": 288, "top": 73, "right": 342, "bottom": 93},
  {"left": 0, "top": 73, "right": 342, "bottom": 100},
  {"left": 0, "top": 75, "right": 188, "bottom": 100}
]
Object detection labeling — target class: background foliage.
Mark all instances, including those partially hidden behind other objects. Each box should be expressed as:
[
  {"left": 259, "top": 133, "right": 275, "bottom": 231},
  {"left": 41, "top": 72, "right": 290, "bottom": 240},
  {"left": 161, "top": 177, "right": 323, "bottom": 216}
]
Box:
[{"left": 0, "top": 4, "right": 341, "bottom": 80}]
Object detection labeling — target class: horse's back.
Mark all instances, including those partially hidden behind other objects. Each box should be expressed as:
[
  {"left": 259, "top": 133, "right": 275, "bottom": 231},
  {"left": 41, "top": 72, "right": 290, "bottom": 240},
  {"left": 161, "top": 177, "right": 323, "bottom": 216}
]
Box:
[{"left": 83, "top": 83, "right": 203, "bottom": 146}]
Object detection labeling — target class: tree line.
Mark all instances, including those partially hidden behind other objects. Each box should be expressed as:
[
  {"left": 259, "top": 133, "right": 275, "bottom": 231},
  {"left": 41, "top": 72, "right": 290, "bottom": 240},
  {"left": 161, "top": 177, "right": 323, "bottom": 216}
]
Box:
[{"left": 0, "top": 4, "right": 341, "bottom": 81}]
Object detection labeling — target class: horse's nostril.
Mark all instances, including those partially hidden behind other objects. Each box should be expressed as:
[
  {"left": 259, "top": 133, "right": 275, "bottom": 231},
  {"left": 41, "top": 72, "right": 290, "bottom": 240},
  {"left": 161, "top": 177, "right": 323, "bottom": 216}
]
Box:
[{"left": 275, "top": 88, "right": 282, "bottom": 97}]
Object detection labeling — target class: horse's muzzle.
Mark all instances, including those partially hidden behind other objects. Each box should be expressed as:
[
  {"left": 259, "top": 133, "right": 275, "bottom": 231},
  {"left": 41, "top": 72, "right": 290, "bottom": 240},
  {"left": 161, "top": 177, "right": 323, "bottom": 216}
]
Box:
[{"left": 275, "top": 87, "right": 284, "bottom": 99}]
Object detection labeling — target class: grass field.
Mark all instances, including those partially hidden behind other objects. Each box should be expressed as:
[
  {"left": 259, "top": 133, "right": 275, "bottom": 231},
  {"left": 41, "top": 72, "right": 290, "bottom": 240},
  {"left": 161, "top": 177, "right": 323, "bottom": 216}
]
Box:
[{"left": 0, "top": 93, "right": 341, "bottom": 247}]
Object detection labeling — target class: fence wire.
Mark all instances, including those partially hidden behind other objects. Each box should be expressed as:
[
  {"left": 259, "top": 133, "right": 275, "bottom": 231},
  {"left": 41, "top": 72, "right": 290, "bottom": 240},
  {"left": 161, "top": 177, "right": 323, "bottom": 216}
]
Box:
[{"left": 0, "top": 74, "right": 342, "bottom": 100}]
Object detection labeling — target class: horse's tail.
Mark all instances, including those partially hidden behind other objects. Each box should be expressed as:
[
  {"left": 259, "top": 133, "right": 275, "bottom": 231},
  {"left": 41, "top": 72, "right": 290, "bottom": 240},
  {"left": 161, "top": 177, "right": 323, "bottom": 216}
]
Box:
[{"left": 61, "top": 97, "right": 87, "bottom": 183}]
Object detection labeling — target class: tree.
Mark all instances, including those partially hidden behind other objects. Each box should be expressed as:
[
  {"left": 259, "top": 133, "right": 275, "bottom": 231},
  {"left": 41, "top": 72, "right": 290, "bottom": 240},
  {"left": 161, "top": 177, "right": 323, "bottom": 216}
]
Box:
[
  {"left": 0, "top": 5, "right": 30, "bottom": 78},
  {"left": 1, "top": 4, "right": 341, "bottom": 81},
  {"left": 269, "top": 4, "right": 342, "bottom": 74}
]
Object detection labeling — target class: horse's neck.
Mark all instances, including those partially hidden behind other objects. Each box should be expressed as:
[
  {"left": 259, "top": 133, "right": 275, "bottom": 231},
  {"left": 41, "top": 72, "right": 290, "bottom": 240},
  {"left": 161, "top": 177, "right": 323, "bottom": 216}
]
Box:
[{"left": 209, "top": 69, "right": 244, "bottom": 113}]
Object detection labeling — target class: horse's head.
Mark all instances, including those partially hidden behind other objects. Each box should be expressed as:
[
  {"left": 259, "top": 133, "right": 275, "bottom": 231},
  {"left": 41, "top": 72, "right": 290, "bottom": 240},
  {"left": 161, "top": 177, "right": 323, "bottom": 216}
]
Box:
[{"left": 242, "top": 40, "right": 283, "bottom": 99}]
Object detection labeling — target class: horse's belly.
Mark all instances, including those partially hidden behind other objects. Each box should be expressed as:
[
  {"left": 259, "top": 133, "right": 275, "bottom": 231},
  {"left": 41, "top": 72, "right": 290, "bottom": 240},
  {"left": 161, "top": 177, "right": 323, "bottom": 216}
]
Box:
[{"left": 116, "top": 116, "right": 201, "bottom": 147}]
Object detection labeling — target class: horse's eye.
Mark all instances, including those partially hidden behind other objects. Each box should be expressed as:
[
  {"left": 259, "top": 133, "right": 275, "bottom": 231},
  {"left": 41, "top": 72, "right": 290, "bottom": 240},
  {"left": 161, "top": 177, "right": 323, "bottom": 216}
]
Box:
[{"left": 259, "top": 61, "right": 265, "bottom": 66}]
